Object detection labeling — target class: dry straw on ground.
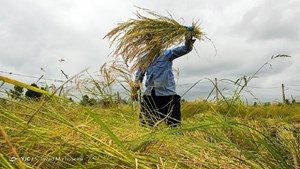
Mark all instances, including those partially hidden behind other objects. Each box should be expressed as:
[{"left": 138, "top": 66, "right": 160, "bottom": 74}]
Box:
[{"left": 104, "top": 8, "right": 203, "bottom": 72}]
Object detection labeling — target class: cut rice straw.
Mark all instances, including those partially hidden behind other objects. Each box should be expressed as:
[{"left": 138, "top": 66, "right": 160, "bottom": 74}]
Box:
[{"left": 104, "top": 7, "right": 204, "bottom": 72}]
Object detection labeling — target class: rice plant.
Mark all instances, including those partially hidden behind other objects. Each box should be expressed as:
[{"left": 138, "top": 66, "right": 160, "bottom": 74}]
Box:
[
  {"left": 0, "top": 44, "right": 298, "bottom": 168},
  {"left": 1, "top": 66, "right": 299, "bottom": 168},
  {"left": 1, "top": 97, "right": 298, "bottom": 168},
  {"left": 207, "top": 54, "right": 292, "bottom": 116},
  {"left": 104, "top": 7, "right": 203, "bottom": 72},
  {"left": 75, "top": 59, "right": 133, "bottom": 106}
]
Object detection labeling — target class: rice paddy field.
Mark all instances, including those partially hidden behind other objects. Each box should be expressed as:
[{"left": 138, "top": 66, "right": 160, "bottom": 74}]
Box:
[
  {"left": 1, "top": 8, "right": 299, "bottom": 169},
  {"left": 0, "top": 95, "right": 299, "bottom": 169}
]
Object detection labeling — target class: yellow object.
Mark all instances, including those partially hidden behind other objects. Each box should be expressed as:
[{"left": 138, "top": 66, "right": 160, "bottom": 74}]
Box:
[{"left": 0, "top": 75, "right": 58, "bottom": 98}]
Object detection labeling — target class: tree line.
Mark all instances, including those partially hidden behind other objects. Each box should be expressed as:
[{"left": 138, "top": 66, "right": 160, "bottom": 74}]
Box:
[
  {"left": 8, "top": 84, "right": 127, "bottom": 107},
  {"left": 9, "top": 83, "right": 44, "bottom": 100}
]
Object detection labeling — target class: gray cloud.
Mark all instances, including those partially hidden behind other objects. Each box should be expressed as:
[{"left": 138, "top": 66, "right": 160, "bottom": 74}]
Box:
[
  {"left": 234, "top": 0, "right": 300, "bottom": 41},
  {"left": 1, "top": 0, "right": 299, "bottom": 102}
]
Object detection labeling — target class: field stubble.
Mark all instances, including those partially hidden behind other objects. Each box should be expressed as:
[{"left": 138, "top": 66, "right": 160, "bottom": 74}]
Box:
[{"left": 0, "top": 97, "right": 299, "bottom": 169}]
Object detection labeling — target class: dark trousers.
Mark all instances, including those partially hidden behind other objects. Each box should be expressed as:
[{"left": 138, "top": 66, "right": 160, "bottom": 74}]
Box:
[{"left": 140, "top": 89, "right": 181, "bottom": 127}]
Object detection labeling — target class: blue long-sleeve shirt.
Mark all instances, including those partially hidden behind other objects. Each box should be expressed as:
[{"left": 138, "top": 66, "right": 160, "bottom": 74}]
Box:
[{"left": 135, "top": 40, "right": 194, "bottom": 96}]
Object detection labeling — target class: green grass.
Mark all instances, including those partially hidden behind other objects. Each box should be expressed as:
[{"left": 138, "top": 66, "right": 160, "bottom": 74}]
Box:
[{"left": 0, "top": 97, "right": 299, "bottom": 169}]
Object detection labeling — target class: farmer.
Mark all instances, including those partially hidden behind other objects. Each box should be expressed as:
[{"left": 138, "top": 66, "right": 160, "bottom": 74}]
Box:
[{"left": 134, "top": 26, "right": 196, "bottom": 127}]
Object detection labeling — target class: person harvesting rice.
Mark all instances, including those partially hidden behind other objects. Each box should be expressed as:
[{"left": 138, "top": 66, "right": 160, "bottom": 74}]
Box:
[
  {"left": 105, "top": 8, "right": 203, "bottom": 127},
  {"left": 134, "top": 30, "right": 196, "bottom": 127}
]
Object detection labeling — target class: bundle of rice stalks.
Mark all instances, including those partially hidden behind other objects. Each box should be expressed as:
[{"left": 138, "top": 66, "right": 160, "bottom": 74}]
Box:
[{"left": 104, "top": 8, "right": 203, "bottom": 72}]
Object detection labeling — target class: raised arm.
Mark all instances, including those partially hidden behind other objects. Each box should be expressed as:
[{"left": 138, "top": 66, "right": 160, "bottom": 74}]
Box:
[
  {"left": 168, "top": 27, "right": 196, "bottom": 61},
  {"left": 168, "top": 37, "right": 195, "bottom": 61}
]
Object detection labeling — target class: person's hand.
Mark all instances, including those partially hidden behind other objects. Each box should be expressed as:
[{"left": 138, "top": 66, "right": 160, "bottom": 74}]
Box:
[
  {"left": 185, "top": 34, "right": 196, "bottom": 45},
  {"left": 183, "top": 26, "right": 196, "bottom": 51},
  {"left": 184, "top": 26, "right": 196, "bottom": 43},
  {"left": 184, "top": 26, "right": 194, "bottom": 31},
  {"left": 133, "top": 82, "right": 140, "bottom": 90},
  {"left": 131, "top": 82, "right": 140, "bottom": 101}
]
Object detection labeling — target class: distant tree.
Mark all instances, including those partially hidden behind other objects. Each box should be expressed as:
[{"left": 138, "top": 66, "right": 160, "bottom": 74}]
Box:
[
  {"left": 80, "top": 95, "right": 89, "bottom": 106},
  {"left": 80, "top": 95, "right": 97, "bottom": 106},
  {"left": 285, "top": 99, "right": 290, "bottom": 105},
  {"left": 253, "top": 102, "right": 257, "bottom": 106},
  {"left": 25, "top": 83, "right": 43, "bottom": 100},
  {"left": 10, "top": 85, "right": 24, "bottom": 99},
  {"left": 69, "top": 97, "right": 74, "bottom": 102},
  {"left": 89, "top": 98, "right": 97, "bottom": 106}
]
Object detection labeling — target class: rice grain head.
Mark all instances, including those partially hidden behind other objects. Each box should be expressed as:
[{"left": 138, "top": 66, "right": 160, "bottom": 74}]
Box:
[{"left": 104, "top": 8, "right": 203, "bottom": 73}]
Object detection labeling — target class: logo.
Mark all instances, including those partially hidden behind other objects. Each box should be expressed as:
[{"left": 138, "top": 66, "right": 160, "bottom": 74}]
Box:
[{"left": 9, "top": 157, "right": 18, "bottom": 162}]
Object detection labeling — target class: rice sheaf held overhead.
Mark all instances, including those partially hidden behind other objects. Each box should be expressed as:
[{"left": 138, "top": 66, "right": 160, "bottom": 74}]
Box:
[{"left": 104, "top": 8, "right": 204, "bottom": 72}]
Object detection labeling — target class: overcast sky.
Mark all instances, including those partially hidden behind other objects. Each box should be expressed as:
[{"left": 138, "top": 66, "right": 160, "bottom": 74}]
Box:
[{"left": 1, "top": 0, "right": 299, "bottom": 102}]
